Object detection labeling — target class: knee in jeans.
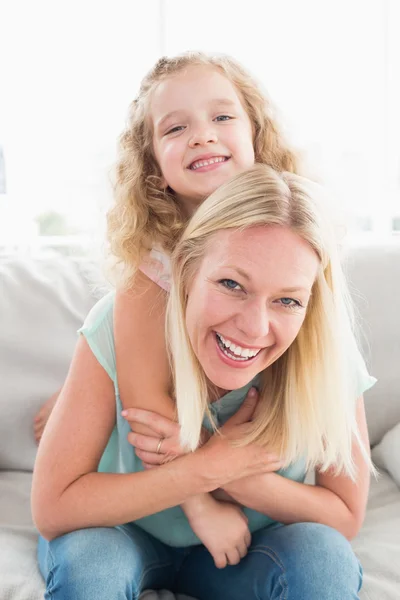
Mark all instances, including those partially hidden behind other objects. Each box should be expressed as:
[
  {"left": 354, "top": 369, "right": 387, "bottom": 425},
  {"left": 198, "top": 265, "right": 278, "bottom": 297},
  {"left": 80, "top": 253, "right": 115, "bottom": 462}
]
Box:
[
  {"left": 49, "top": 528, "right": 133, "bottom": 584},
  {"left": 288, "top": 523, "right": 361, "bottom": 579}
]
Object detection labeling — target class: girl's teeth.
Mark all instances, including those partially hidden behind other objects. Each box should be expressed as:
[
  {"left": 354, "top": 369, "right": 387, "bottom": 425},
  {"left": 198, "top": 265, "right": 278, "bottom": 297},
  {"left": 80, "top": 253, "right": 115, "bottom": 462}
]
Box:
[{"left": 191, "top": 157, "right": 226, "bottom": 170}]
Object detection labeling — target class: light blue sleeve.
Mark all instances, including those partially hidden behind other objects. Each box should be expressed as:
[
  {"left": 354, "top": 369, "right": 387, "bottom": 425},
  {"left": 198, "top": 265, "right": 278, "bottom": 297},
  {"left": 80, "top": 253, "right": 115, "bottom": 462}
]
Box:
[
  {"left": 77, "top": 291, "right": 118, "bottom": 388},
  {"left": 347, "top": 330, "right": 377, "bottom": 398}
]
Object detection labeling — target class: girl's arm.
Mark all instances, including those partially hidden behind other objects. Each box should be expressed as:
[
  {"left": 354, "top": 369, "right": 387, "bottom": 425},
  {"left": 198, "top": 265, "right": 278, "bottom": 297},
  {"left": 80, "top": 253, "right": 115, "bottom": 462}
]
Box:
[
  {"left": 114, "top": 273, "right": 224, "bottom": 523},
  {"left": 114, "top": 271, "right": 175, "bottom": 430},
  {"left": 221, "top": 397, "right": 371, "bottom": 540}
]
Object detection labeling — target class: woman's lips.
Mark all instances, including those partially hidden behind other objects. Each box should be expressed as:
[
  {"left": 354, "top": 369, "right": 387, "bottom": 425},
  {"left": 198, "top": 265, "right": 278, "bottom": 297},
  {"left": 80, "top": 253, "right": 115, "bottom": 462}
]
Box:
[{"left": 214, "top": 331, "right": 262, "bottom": 369}]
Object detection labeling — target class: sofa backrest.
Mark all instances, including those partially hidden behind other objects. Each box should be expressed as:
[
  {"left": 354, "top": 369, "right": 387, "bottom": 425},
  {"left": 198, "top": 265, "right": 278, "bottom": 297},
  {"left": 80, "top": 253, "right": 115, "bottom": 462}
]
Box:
[
  {"left": 0, "top": 256, "right": 103, "bottom": 470},
  {"left": 0, "top": 242, "right": 399, "bottom": 471},
  {"left": 343, "top": 241, "right": 400, "bottom": 446}
]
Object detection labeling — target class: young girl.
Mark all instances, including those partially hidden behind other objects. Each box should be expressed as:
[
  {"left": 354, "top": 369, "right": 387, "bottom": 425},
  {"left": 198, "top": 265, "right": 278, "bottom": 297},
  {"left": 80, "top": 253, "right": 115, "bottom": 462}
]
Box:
[
  {"left": 34, "top": 51, "right": 299, "bottom": 441},
  {"left": 33, "top": 51, "right": 301, "bottom": 565}
]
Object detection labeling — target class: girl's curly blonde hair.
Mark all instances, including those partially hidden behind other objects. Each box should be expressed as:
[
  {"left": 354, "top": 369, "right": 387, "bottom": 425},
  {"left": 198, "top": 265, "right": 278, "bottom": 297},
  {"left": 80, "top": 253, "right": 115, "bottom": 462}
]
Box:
[{"left": 107, "top": 51, "right": 300, "bottom": 287}]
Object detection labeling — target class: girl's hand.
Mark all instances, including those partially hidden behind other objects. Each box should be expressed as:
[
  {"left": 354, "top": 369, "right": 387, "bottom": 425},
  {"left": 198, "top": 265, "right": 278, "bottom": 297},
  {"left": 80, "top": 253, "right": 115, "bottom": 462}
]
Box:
[
  {"left": 186, "top": 495, "right": 251, "bottom": 569},
  {"left": 201, "top": 388, "right": 285, "bottom": 486},
  {"left": 122, "top": 408, "right": 210, "bottom": 466}
]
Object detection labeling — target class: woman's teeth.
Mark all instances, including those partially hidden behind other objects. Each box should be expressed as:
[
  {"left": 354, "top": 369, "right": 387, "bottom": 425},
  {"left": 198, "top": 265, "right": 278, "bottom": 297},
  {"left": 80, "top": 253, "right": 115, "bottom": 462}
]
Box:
[
  {"left": 190, "top": 156, "right": 228, "bottom": 170},
  {"left": 216, "top": 333, "right": 261, "bottom": 361}
]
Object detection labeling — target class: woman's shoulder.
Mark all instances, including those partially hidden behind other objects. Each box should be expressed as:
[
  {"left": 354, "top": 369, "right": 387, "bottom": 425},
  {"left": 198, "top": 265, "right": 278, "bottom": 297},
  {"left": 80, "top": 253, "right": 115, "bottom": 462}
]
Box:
[
  {"left": 78, "top": 291, "right": 117, "bottom": 383},
  {"left": 78, "top": 291, "right": 116, "bottom": 334}
]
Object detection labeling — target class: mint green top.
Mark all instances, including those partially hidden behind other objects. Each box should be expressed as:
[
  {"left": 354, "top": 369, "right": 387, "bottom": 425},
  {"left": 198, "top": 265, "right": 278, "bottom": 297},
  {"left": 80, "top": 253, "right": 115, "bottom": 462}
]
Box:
[{"left": 78, "top": 291, "right": 376, "bottom": 548}]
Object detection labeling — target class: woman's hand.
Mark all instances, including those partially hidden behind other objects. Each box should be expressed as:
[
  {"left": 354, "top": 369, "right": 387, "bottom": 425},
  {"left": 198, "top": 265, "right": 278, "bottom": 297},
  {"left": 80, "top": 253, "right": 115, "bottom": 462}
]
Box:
[
  {"left": 201, "top": 388, "right": 285, "bottom": 486},
  {"left": 122, "top": 408, "right": 210, "bottom": 467},
  {"left": 186, "top": 495, "right": 251, "bottom": 568}
]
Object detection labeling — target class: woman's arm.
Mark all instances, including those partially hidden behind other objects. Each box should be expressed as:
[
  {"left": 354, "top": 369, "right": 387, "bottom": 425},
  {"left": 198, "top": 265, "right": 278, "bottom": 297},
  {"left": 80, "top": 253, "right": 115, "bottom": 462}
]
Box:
[
  {"left": 31, "top": 336, "right": 215, "bottom": 541},
  {"left": 222, "top": 397, "right": 371, "bottom": 540},
  {"left": 31, "top": 338, "right": 275, "bottom": 543}
]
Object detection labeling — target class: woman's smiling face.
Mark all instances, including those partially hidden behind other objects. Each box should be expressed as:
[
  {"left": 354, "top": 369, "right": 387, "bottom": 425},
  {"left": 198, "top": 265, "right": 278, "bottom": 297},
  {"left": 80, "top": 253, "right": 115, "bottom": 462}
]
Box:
[{"left": 185, "top": 225, "right": 320, "bottom": 392}]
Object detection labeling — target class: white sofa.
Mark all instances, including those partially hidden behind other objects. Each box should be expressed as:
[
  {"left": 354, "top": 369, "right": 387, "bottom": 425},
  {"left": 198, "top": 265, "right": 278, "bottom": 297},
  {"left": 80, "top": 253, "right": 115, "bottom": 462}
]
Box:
[{"left": 0, "top": 243, "right": 400, "bottom": 600}]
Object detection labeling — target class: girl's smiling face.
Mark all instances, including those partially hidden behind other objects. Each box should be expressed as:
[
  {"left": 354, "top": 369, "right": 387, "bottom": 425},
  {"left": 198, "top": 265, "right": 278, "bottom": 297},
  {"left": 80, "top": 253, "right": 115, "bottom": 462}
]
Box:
[
  {"left": 185, "top": 225, "right": 319, "bottom": 392},
  {"left": 151, "top": 65, "right": 255, "bottom": 216}
]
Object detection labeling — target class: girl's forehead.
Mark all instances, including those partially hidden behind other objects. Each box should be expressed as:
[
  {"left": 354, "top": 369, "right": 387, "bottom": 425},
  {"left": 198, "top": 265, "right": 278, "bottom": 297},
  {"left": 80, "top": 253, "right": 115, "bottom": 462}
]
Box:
[{"left": 150, "top": 65, "right": 243, "bottom": 121}]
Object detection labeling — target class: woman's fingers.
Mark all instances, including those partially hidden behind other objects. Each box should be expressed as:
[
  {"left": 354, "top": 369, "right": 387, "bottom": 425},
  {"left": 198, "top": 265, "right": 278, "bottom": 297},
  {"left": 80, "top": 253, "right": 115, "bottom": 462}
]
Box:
[
  {"left": 127, "top": 431, "right": 161, "bottom": 452},
  {"left": 134, "top": 447, "right": 178, "bottom": 466},
  {"left": 122, "top": 408, "right": 178, "bottom": 437}
]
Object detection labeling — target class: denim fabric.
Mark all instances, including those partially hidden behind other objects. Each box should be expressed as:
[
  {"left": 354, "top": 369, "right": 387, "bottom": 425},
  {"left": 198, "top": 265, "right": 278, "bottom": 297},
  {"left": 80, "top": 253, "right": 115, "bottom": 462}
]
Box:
[{"left": 38, "top": 521, "right": 362, "bottom": 600}]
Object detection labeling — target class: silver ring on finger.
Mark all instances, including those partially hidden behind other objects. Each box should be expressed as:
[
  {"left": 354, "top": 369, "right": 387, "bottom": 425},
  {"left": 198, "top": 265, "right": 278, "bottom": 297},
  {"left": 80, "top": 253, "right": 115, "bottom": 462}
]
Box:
[{"left": 156, "top": 437, "right": 164, "bottom": 454}]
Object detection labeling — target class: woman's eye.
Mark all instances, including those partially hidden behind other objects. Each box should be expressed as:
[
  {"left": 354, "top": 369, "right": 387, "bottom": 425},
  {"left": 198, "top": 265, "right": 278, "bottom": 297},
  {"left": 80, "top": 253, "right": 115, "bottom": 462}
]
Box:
[
  {"left": 165, "top": 125, "right": 185, "bottom": 135},
  {"left": 215, "top": 115, "right": 233, "bottom": 122},
  {"left": 278, "top": 298, "right": 302, "bottom": 309},
  {"left": 219, "top": 278, "right": 241, "bottom": 291}
]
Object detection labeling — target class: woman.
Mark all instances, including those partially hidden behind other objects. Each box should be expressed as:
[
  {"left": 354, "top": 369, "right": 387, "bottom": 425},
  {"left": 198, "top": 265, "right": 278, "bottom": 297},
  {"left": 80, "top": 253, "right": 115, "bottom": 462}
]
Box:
[{"left": 32, "top": 165, "right": 375, "bottom": 600}]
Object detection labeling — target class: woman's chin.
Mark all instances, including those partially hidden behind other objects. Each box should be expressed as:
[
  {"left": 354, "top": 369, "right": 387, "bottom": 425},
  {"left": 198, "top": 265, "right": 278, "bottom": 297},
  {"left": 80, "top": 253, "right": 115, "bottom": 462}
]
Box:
[{"left": 205, "top": 367, "right": 256, "bottom": 393}]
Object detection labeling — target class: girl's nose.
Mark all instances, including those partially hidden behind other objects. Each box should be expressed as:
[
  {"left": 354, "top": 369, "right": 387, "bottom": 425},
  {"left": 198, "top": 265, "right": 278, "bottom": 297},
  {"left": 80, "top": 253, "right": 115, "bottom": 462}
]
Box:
[{"left": 189, "top": 126, "right": 218, "bottom": 148}]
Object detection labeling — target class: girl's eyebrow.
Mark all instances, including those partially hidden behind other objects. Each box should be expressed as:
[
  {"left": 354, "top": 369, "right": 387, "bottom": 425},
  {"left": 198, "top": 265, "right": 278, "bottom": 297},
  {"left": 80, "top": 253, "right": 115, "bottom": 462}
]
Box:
[
  {"left": 156, "top": 110, "right": 185, "bottom": 130},
  {"left": 156, "top": 99, "right": 238, "bottom": 131},
  {"left": 211, "top": 98, "right": 237, "bottom": 108}
]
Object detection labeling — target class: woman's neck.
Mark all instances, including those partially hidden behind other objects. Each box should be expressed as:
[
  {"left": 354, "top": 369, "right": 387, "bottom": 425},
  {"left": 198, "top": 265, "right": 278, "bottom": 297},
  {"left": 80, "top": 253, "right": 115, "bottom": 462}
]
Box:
[{"left": 206, "top": 380, "right": 229, "bottom": 403}]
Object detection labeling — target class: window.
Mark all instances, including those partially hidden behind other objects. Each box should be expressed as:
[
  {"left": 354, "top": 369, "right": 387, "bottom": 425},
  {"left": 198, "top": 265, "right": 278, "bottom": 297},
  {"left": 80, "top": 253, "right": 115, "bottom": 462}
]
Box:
[{"left": 1, "top": 0, "right": 399, "bottom": 259}]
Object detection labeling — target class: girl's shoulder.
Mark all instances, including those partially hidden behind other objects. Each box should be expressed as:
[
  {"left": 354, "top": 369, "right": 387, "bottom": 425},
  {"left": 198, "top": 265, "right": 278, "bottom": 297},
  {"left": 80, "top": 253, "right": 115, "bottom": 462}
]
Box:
[{"left": 139, "top": 245, "right": 171, "bottom": 292}]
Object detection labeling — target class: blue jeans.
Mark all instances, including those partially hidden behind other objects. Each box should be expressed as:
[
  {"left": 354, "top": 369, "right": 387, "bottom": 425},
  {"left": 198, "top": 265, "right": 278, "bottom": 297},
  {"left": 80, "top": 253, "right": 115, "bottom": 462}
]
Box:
[{"left": 38, "top": 522, "right": 363, "bottom": 599}]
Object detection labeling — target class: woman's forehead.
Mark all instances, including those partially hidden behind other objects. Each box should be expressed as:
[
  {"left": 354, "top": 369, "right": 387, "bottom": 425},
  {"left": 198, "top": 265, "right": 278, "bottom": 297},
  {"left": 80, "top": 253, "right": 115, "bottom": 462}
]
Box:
[{"left": 201, "top": 225, "right": 319, "bottom": 286}]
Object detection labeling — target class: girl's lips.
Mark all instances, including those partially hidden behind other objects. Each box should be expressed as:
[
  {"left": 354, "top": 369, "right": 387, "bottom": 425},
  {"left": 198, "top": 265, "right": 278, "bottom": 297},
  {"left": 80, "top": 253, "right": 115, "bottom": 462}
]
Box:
[
  {"left": 188, "top": 157, "right": 230, "bottom": 173},
  {"left": 214, "top": 332, "right": 262, "bottom": 369}
]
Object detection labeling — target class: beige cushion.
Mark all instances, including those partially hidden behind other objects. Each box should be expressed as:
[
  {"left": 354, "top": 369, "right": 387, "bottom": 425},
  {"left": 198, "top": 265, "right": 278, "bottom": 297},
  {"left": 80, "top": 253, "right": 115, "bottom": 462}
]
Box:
[
  {"left": 0, "top": 257, "right": 100, "bottom": 470},
  {"left": 372, "top": 422, "right": 400, "bottom": 488},
  {"left": 344, "top": 242, "right": 400, "bottom": 446}
]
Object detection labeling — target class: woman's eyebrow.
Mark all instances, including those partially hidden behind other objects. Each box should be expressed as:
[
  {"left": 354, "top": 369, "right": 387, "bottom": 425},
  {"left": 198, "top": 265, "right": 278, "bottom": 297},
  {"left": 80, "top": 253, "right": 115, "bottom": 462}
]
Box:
[{"left": 223, "top": 266, "right": 311, "bottom": 293}]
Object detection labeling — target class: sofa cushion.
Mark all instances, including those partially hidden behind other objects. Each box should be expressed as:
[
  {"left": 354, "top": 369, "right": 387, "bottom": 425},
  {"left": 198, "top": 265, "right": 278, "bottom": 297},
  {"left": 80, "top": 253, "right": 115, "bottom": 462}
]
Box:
[
  {"left": 372, "top": 422, "right": 400, "bottom": 488},
  {"left": 0, "top": 257, "right": 101, "bottom": 470},
  {"left": 1, "top": 470, "right": 399, "bottom": 600},
  {"left": 344, "top": 242, "right": 400, "bottom": 446}
]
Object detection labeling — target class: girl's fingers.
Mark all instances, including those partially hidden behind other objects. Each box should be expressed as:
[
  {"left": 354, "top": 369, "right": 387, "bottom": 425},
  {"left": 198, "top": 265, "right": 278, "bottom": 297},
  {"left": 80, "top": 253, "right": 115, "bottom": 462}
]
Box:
[
  {"left": 226, "top": 548, "right": 241, "bottom": 566},
  {"left": 244, "top": 529, "right": 252, "bottom": 548},
  {"left": 121, "top": 408, "right": 178, "bottom": 437},
  {"left": 238, "top": 542, "right": 249, "bottom": 559},
  {"left": 214, "top": 553, "right": 227, "bottom": 569}
]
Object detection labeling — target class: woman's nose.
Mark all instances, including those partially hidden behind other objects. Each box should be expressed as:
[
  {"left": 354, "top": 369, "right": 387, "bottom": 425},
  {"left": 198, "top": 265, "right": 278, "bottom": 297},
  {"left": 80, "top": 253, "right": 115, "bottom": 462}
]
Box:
[{"left": 236, "top": 302, "right": 271, "bottom": 341}]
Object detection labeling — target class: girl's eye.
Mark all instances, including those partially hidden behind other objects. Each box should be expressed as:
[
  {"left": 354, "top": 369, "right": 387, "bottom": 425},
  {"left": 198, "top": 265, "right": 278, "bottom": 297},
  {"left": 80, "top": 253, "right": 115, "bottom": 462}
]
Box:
[
  {"left": 215, "top": 115, "right": 233, "bottom": 122},
  {"left": 278, "top": 298, "right": 303, "bottom": 310},
  {"left": 219, "top": 278, "right": 242, "bottom": 291},
  {"left": 165, "top": 125, "right": 185, "bottom": 135}
]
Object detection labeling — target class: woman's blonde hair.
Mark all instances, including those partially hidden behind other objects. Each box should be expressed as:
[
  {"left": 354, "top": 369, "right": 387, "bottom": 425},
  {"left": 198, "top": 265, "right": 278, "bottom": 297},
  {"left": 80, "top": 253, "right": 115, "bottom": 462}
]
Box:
[
  {"left": 167, "top": 164, "right": 373, "bottom": 480},
  {"left": 107, "top": 51, "right": 299, "bottom": 287}
]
